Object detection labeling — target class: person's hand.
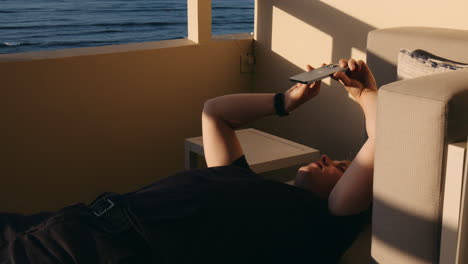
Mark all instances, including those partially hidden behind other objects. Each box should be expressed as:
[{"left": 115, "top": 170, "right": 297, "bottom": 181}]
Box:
[
  {"left": 331, "top": 59, "right": 377, "bottom": 105},
  {"left": 284, "top": 64, "right": 323, "bottom": 112}
]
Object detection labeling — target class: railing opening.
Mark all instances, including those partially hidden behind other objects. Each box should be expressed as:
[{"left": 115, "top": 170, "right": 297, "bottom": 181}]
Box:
[
  {"left": 1, "top": 0, "right": 255, "bottom": 55},
  {"left": 211, "top": 0, "right": 254, "bottom": 36}
]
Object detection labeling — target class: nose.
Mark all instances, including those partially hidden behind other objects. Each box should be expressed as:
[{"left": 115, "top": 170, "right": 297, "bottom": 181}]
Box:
[{"left": 320, "top": 155, "right": 331, "bottom": 166}]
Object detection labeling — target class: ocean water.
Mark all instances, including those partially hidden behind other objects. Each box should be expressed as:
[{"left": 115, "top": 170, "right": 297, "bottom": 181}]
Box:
[{"left": 0, "top": 0, "right": 254, "bottom": 54}]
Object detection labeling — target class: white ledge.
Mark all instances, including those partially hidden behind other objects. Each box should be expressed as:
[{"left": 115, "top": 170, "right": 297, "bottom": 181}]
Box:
[
  {"left": 0, "top": 38, "right": 197, "bottom": 62},
  {"left": 0, "top": 33, "right": 253, "bottom": 63}
]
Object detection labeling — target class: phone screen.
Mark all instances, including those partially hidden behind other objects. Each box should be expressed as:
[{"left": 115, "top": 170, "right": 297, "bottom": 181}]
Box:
[{"left": 289, "top": 64, "right": 347, "bottom": 84}]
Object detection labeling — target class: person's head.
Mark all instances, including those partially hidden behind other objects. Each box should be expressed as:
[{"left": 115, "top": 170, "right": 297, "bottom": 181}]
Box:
[{"left": 294, "top": 154, "right": 351, "bottom": 199}]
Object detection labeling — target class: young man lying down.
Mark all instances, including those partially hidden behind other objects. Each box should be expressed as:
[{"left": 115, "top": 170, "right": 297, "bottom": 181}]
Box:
[{"left": 0, "top": 58, "right": 376, "bottom": 263}]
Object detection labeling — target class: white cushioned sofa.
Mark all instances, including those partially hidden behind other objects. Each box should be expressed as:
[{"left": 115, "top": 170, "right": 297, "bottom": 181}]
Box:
[{"left": 342, "top": 27, "right": 468, "bottom": 264}]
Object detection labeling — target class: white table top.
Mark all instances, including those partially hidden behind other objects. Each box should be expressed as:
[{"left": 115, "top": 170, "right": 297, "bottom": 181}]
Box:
[{"left": 185, "top": 128, "right": 320, "bottom": 173}]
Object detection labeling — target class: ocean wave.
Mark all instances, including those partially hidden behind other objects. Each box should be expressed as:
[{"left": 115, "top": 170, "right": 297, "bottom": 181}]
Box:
[
  {"left": 108, "top": 8, "right": 187, "bottom": 13},
  {"left": 0, "top": 42, "right": 20, "bottom": 47},
  {"left": 213, "top": 20, "right": 254, "bottom": 25},
  {"left": 41, "top": 40, "right": 113, "bottom": 48},
  {"left": 1, "top": 0, "right": 254, "bottom": 54},
  {"left": 0, "top": 10, "right": 18, "bottom": 14},
  {"left": 93, "top": 22, "right": 186, "bottom": 27},
  {"left": 50, "top": 29, "right": 125, "bottom": 37},
  {"left": 213, "top": 7, "right": 253, "bottom": 10},
  {"left": 0, "top": 21, "right": 187, "bottom": 30},
  {"left": 0, "top": 42, "right": 35, "bottom": 48}
]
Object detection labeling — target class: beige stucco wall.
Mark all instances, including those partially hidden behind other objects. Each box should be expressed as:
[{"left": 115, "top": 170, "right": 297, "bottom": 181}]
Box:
[
  {"left": 252, "top": 0, "right": 468, "bottom": 161},
  {"left": 3, "top": 0, "right": 468, "bottom": 215},
  {"left": 252, "top": 3, "right": 468, "bottom": 262},
  {"left": 0, "top": 35, "right": 253, "bottom": 213}
]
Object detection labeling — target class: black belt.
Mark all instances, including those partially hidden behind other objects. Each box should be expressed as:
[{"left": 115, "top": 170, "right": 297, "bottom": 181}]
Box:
[
  {"left": 83, "top": 193, "right": 156, "bottom": 262},
  {"left": 90, "top": 195, "right": 116, "bottom": 217},
  {"left": 88, "top": 192, "right": 133, "bottom": 233},
  {"left": 88, "top": 193, "right": 155, "bottom": 262},
  {"left": 88, "top": 192, "right": 156, "bottom": 261}
]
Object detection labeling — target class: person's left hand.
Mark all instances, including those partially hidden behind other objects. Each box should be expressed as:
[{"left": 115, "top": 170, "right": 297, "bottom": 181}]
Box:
[{"left": 284, "top": 64, "right": 322, "bottom": 112}]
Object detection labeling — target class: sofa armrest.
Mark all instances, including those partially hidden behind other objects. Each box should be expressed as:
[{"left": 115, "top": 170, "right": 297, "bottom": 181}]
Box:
[{"left": 371, "top": 69, "right": 468, "bottom": 264}]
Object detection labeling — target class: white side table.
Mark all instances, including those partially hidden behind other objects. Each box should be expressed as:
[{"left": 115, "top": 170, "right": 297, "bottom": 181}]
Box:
[{"left": 184, "top": 128, "right": 320, "bottom": 173}]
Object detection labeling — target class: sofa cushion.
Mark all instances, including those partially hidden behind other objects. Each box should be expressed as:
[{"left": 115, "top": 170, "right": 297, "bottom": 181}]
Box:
[
  {"left": 398, "top": 48, "right": 468, "bottom": 80},
  {"left": 368, "top": 26, "right": 468, "bottom": 264}
]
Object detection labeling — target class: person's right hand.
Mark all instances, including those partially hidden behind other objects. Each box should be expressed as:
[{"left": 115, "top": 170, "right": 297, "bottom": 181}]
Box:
[{"left": 332, "top": 58, "right": 377, "bottom": 104}]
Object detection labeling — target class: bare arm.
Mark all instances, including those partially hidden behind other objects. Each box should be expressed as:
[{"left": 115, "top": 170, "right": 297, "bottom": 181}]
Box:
[
  {"left": 202, "top": 66, "right": 321, "bottom": 168},
  {"left": 328, "top": 59, "right": 377, "bottom": 215},
  {"left": 202, "top": 94, "right": 276, "bottom": 167}
]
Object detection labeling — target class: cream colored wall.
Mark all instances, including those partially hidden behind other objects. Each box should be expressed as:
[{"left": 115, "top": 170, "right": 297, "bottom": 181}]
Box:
[
  {"left": 252, "top": 0, "right": 468, "bottom": 160},
  {"left": 4, "top": 0, "right": 467, "bottom": 214},
  {"left": 0, "top": 35, "right": 253, "bottom": 213}
]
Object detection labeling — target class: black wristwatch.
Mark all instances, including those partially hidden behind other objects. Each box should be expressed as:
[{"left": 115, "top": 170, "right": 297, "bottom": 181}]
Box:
[{"left": 274, "top": 93, "right": 289, "bottom": 117}]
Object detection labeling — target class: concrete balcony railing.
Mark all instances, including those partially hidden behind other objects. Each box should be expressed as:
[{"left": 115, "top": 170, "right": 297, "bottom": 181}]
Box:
[
  {"left": 4, "top": 0, "right": 468, "bottom": 214},
  {"left": 0, "top": 0, "right": 254, "bottom": 213},
  {"left": 3, "top": 1, "right": 468, "bottom": 263}
]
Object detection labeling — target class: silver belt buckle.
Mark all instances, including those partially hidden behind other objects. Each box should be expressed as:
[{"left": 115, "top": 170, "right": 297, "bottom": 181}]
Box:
[{"left": 92, "top": 198, "right": 115, "bottom": 217}]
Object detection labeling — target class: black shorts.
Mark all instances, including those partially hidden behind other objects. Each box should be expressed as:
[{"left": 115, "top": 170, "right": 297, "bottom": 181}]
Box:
[{"left": 0, "top": 202, "right": 151, "bottom": 263}]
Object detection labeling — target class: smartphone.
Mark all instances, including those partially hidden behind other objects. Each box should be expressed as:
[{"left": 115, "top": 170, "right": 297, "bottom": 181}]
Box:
[{"left": 289, "top": 64, "right": 348, "bottom": 84}]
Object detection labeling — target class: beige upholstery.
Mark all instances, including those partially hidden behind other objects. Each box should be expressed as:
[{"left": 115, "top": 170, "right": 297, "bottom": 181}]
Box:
[{"left": 368, "top": 27, "right": 468, "bottom": 264}]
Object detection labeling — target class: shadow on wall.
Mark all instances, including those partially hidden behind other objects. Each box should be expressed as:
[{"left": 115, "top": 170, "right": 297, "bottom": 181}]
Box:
[
  {"left": 253, "top": 0, "right": 377, "bottom": 160},
  {"left": 260, "top": 0, "right": 376, "bottom": 64},
  {"left": 367, "top": 51, "right": 398, "bottom": 87},
  {"left": 255, "top": 1, "right": 457, "bottom": 263}
]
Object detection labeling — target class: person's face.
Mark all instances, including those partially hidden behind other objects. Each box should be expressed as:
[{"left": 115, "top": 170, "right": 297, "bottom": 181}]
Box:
[{"left": 294, "top": 155, "right": 351, "bottom": 199}]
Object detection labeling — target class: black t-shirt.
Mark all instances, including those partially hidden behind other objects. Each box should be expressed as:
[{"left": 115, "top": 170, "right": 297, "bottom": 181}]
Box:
[{"left": 124, "top": 156, "right": 369, "bottom": 263}]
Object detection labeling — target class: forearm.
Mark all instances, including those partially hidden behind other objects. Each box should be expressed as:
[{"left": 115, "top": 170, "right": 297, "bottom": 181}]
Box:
[
  {"left": 329, "top": 90, "right": 377, "bottom": 215},
  {"left": 329, "top": 139, "right": 374, "bottom": 215},
  {"left": 203, "top": 93, "right": 276, "bottom": 128},
  {"left": 201, "top": 93, "right": 277, "bottom": 167},
  {"left": 201, "top": 81, "right": 318, "bottom": 167},
  {"left": 359, "top": 90, "right": 377, "bottom": 139}
]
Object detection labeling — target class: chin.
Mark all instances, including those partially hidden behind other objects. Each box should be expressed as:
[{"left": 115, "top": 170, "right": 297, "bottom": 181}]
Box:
[
  {"left": 294, "top": 171, "right": 314, "bottom": 189},
  {"left": 295, "top": 171, "right": 329, "bottom": 199}
]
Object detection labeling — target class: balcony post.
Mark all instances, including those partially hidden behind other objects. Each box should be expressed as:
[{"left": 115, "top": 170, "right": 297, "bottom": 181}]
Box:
[{"left": 187, "top": 0, "right": 212, "bottom": 44}]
